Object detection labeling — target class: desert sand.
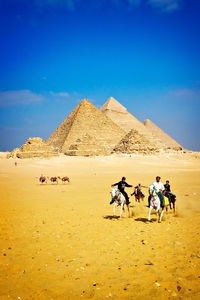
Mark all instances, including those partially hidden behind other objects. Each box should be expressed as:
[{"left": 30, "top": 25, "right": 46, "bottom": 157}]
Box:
[{"left": 0, "top": 154, "right": 200, "bottom": 300}]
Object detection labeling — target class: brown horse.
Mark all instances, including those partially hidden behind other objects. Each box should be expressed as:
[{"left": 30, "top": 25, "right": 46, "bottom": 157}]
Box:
[{"left": 131, "top": 184, "right": 146, "bottom": 203}]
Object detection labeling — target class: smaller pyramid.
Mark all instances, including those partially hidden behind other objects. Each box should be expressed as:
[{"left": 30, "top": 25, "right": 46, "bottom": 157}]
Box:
[
  {"left": 8, "top": 138, "right": 59, "bottom": 159},
  {"left": 64, "top": 134, "right": 109, "bottom": 156},
  {"left": 113, "top": 129, "right": 159, "bottom": 155},
  {"left": 143, "top": 119, "right": 182, "bottom": 150}
]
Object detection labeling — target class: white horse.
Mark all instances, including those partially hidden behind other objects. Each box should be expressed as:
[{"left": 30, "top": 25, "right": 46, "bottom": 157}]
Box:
[
  {"left": 111, "top": 188, "right": 130, "bottom": 218},
  {"left": 148, "top": 194, "right": 164, "bottom": 223},
  {"left": 148, "top": 184, "right": 164, "bottom": 223}
]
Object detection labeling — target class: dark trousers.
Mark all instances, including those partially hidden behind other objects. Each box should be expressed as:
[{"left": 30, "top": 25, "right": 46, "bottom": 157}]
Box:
[
  {"left": 158, "top": 192, "right": 165, "bottom": 208},
  {"left": 148, "top": 195, "right": 151, "bottom": 207},
  {"left": 120, "top": 190, "right": 129, "bottom": 205}
]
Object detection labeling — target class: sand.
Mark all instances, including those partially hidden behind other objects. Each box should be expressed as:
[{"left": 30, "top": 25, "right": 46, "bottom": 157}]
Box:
[{"left": 0, "top": 154, "right": 200, "bottom": 299}]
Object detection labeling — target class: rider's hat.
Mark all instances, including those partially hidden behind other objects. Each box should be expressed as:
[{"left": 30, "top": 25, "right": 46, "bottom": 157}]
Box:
[{"left": 122, "top": 176, "right": 126, "bottom": 180}]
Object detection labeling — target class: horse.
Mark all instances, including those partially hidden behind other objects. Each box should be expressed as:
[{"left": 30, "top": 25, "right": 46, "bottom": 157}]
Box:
[
  {"left": 58, "top": 176, "right": 70, "bottom": 183},
  {"left": 148, "top": 194, "right": 164, "bottom": 223},
  {"left": 111, "top": 188, "right": 130, "bottom": 218},
  {"left": 132, "top": 188, "right": 145, "bottom": 203},
  {"left": 47, "top": 176, "right": 58, "bottom": 184},
  {"left": 166, "top": 192, "right": 176, "bottom": 212}
]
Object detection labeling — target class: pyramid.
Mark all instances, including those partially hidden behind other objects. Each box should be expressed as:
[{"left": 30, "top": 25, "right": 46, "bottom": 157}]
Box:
[
  {"left": 100, "top": 97, "right": 147, "bottom": 133},
  {"left": 46, "top": 99, "right": 126, "bottom": 155},
  {"left": 65, "top": 134, "right": 109, "bottom": 156},
  {"left": 8, "top": 138, "right": 59, "bottom": 159},
  {"left": 143, "top": 119, "right": 182, "bottom": 150},
  {"left": 113, "top": 129, "right": 159, "bottom": 155},
  {"left": 101, "top": 97, "right": 181, "bottom": 150}
]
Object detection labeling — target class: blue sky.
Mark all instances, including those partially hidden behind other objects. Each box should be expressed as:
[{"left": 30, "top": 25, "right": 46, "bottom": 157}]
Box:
[{"left": 0, "top": 0, "right": 200, "bottom": 151}]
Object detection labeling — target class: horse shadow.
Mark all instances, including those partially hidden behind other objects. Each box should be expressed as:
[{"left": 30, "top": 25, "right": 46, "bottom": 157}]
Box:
[
  {"left": 135, "top": 217, "right": 157, "bottom": 223},
  {"left": 103, "top": 215, "right": 120, "bottom": 220}
]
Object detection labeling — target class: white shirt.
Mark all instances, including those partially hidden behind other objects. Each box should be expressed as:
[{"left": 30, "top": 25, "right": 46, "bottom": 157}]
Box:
[{"left": 152, "top": 181, "right": 164, "bottom": 193}]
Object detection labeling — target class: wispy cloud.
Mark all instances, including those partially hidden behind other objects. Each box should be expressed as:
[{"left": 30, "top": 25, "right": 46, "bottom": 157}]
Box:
[
  {"left": 172, "top": 88, "right": 200, "bottom": 101},
  {"left": 0, "top": 90, "right": 45, "bottom": 107},
  {"left": 158, "top": 88, "right": 200, "bottom": 104},
  {"left": 148, "top": 0, "right": 182, "bottom": 12},
  {"left": 49, "top": 91, "right": 70, "bottom": 98},
  {"left": 34, "top": 0, "right": 182, "bottom": 12},
  {"left": 34, "top": 0, "right": 79, "bottom": 10}
]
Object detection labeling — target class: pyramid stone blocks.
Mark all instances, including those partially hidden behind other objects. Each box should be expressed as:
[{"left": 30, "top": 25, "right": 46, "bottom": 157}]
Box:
[{"left": 46, "top": 99, "right": 126, "bottom": 155}]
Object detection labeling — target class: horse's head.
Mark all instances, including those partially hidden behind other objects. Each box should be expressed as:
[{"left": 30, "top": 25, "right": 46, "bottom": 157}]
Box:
[{"left": 111, "top": 188, "right": 118, "bottom": 198}]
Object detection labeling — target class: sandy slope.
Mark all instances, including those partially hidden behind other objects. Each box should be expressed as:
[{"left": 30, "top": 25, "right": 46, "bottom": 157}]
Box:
[{"left": 0, "top": 155, "right": 200, "bottom": 300}]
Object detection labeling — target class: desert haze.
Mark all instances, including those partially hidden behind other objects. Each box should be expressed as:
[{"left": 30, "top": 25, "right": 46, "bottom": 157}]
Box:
[{"left": 0, "top": 153, "right": 200, "bottom": 299}]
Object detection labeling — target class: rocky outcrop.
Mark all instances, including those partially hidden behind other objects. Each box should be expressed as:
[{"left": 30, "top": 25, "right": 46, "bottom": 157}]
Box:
[
  {"left": 113, "top": 129, "right": 159, "bottom": 155},
  {"left": 8, "top": 138, "right": 59, "bottom": 159}
]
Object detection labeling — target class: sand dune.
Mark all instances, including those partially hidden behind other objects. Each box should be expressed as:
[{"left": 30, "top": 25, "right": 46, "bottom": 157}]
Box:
[{"left": 0, "top": 154, "right": 200, "bottom": 299}]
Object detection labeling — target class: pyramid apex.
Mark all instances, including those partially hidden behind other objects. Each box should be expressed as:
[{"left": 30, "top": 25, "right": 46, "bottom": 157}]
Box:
[
  {"left": 80, "top": 98, "right": 90, "bottom": 105},
  {"left": 143, "top": 119, "right": 152, "bottom": 125},
  {"left": 100, "top": 97, "right": 127, "bottom": 113}
]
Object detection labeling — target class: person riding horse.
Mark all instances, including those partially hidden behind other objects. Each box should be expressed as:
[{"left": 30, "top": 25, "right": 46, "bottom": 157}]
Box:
[
  {"left": 152, "top": 176, "right": 165, "bottom": 208},
  {"left": 131, "top": 183, "right": 146, "bottom": 198},
  {"left": 110, "top": 177, "right": 132, "bottom": 205},
  {"left": 164, "top": 180, "right": 176, "bottom": 210}
]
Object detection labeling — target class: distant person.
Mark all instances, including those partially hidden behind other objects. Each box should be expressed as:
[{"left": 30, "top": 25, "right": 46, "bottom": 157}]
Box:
[
  {"left": 111, "top": 177, "right": 132, "bottom": 205},
  {"left": 15, "top": 162, "right": 17, "bottom": 167}
]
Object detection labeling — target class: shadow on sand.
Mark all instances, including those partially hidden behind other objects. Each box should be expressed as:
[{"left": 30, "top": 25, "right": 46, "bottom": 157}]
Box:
[
  {"left": 103, "top": 215, "right": 120, "bottom": 220},
  {"left": 135, "top": 217, "right": 157, "bottom": 223}
]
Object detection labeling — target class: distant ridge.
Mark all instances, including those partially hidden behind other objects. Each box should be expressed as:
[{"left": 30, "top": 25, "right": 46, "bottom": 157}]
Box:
[
  {"left": 46, "top": 99, "right": 126, "bottom": 155},
  {"left": 143, "top": 119, "right": 182, "bottom": 150}
]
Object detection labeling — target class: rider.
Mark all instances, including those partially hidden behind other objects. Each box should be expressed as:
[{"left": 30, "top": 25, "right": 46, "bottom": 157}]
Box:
[
  {"left": 40, "top": 174, "right": 46, "bottom": 182},
  {"left": 153, "top": 176, "right": 165, "bottom": 208},
  {"left": 131, "top": 183, "right": 145, "bottom": 198},
  {"left": 164, "top": 180, "right": 176, "bottom": 198},
  {"left": 111, "top": 177, "right": 132, "bottom": 205}
]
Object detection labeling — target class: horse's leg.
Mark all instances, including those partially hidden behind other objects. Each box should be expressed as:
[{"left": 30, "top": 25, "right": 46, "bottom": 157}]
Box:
[
  {"left": 148, "top": 206, "right": 152, "bottom": 221},
  {"left": 113, "top": 203, "right": 117, "bottom": 216},
  {"left": 127, "top": 204, "right": 130, "bottom": 217},
  {"left": 159, "top": 209, "right": 164, "bottom": 223},
  {"left": 173, "top": 200, "right": 175, "bottom": 212},
  {"left": 120, "top": 203, "right": 124, "bottom": 218}
]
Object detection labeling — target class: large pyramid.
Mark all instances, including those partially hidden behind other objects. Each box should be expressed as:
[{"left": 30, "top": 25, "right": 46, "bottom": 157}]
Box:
[
  {"left": 101, "top": 97, "right": 182, "bottom": 150},
  {"left": 46, "top": 99, "right": 126, "bottom": 155},
  {"left": 143, "top": 119, "right": 182, "bottom": 150},
  {"left": 113, "top": 129, "right": 159, "bottom": 155}
]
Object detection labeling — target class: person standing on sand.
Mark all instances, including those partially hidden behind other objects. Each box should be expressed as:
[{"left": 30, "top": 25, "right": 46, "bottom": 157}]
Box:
[
  {"left": 152, "top": 176, "right": 165, "bottom": 208},
  {"left": 111, "top": 177, "right": 132, "bottom": 205}
]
